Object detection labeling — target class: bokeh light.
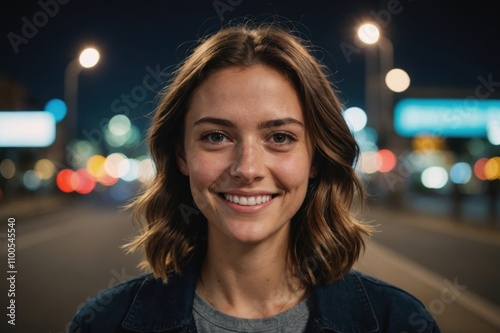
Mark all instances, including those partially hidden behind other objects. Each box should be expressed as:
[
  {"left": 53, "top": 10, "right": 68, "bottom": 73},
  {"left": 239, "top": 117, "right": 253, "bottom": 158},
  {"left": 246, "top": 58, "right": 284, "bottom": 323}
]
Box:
[
  {"left": 44, "top": 98, "right": 67, "bottom": 123},
  {"left": 121, "top": 158, "right": 140, "bottom": 182},
  {"left": 124, "top": 124, "right": 141, "bottom": 148},
  {"left": 421, "top": 166, "right": 448, "bottom": 189},
  {"left": 72, "top": 169, "right": 96, "bottom": 194},
  {"left": 104, "top": 129, "right": 127, "bottom": 147},
  {"left": 484, "top": 157, "right": 500, "bottom": 180},
  {"left": 67, "top": 140, "right": 99, "bottom": 169},
  {"left": 87, "top": 155, "right": 106, "bottom": 179},
  {"left": 357, "top": 23, "right": 380, "bottom": 44},
  {"left": 79, "top": 48, "right": 100, "bottom": 68},
  {"left": 343, "top": 107, "right": 368, "bottom": 132},
  {"left": 376, "top": 149, "right": 397, "bottom": 173},
  {"left": 34, "top": 159, "right": 56, "bottom": 180},
  {"left": 104, "top": 153, "right": 128, "bottom": 178},
  {"left": 0, "top": 159, "right": 16, "bottom": 179},
  {"left": 23, "top": 170, "right": 41, "bottom": 191},
  {"left": 450, "top": 162, "right": 472, "bottom": 184},
  {"left": 487, "top": 121, "right": 500, "bottom": 145},
  {"left": 56, "top": 169, "right": 75, "bottom": 193},
  {"left": 109, "top": 115, "right": 131, "bottom": 136},
  {"left": 474, "top": 158, "right": 488, "bottom": 181},
  {"left": 412, "top": 137, "right": 444, "bottom": 152},
  {"left": 385, "top": 68, "right": 410, "bottom": 93},
  {"left": 358, "top": 151, "right": 379, "bottom": 174},
  {"left": 354, "top": 127, "right": 378, "bottom": 152}
]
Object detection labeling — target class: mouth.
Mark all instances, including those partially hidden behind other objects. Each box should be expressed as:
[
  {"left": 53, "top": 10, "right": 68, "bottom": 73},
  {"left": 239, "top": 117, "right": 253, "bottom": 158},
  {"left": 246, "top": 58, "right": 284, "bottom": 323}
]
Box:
[{"left": 218, "top": 193, "right": 277, "bottom": 206}]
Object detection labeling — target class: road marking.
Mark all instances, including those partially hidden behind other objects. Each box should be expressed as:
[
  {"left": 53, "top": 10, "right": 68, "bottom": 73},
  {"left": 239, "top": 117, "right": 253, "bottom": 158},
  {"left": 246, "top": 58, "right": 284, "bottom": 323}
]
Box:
[
  {"left": 356, "top": 241, "right": 500, "bottom": 330},
  {"left": 364, "top": 206, "right": 500, "bottom": 247}
]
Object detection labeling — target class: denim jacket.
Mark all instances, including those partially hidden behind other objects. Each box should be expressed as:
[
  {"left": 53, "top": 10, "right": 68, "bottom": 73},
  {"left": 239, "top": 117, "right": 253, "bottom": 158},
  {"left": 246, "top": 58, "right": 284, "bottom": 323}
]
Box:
[{"left": 68, "top": 251, "right": 440, "bottom": 333}]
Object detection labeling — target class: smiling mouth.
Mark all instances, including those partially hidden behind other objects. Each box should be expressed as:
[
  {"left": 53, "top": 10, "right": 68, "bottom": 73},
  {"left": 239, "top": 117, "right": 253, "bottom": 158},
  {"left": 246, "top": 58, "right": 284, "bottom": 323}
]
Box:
[{"left": 220, "top": 193, "right": 276, "bottom": 206}]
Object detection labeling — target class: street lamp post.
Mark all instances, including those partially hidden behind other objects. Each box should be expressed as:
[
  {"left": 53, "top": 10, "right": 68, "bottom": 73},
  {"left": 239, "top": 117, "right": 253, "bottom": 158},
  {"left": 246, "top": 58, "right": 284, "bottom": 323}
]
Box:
[
  {"left": 377, "top": 36, "right": 394, "bottom": 148},
  {"left": 64, "top": 47, "right": 100, "bottom": 144},
  {"left": 357, "top": 24, "right": 409, "bottom": 149},
  {"left": 358, "top": 23, "right": 413, "bottom": 207}
]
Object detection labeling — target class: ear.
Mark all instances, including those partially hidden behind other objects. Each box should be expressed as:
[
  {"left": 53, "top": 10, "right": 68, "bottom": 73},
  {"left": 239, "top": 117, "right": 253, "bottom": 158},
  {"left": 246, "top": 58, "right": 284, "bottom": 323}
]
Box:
[{"left": 175, "top": 144, "right": 189, "bottom": 176}]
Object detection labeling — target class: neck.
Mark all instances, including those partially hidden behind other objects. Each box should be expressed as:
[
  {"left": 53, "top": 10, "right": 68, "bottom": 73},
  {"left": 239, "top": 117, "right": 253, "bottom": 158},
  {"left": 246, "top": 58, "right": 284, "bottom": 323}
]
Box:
[{"left": 197, "top": 232, "right": 307, "bottom": 318}]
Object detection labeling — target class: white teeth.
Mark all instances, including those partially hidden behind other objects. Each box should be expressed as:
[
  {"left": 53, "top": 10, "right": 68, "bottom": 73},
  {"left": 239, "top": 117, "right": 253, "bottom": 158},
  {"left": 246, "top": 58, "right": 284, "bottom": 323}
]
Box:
[{"left": 223, "top": 194, "right": 272, "bottom": 206}]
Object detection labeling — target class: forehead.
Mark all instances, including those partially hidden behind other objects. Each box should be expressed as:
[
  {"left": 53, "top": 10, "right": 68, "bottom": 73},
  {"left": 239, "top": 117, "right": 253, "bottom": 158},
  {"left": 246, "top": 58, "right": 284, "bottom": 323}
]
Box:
[{"left": 187, "top": 65, "right": 304, "bottom": 123}]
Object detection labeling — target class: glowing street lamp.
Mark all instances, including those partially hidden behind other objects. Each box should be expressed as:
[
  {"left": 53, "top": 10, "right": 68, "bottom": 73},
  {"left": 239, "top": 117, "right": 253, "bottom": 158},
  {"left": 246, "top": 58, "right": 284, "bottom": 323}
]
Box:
[
  {"left": 357, "top": 23, "right": 408, "bottom": 147},
  {"left": 64, "top": 47, "right": 100, "bottom": 142},
  {"left": 357, "top": 23, "right": 380, "bottom": 44},
  {"left": 79, "top": 48, "right": 100, "bottom": 68}
]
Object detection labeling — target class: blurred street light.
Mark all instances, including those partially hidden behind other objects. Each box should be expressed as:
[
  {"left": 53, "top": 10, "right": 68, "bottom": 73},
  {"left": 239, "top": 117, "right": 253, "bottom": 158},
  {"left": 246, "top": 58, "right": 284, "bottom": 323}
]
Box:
[
  {"left": 357, "top": 22, "right": 411, "bottom": 207},
  {"left": 79, "top": 48, "right": 100, "bottom": 68},
  {"left": 357, "top": 23, "right": 380, "bottom": 44},
  {"left": 386, "top": 68, "right": 411, "bottom": 93},
  {"left": 357, "top": 23, "right": 409, "bottom": 148},
  {"left": 64, "top": 47, "right": 100, "bottom": 143}
]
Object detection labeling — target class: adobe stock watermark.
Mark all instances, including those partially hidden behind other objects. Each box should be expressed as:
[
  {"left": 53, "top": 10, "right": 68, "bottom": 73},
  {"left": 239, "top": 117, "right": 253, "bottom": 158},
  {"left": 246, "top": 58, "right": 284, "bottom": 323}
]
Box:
[
  {"left": 212, "top": 0, "right": 243, "bottom": 21},
  {"left": 7, "top": 0, "right": 71, "bottom": 54},
  {"left": 61, "top": 267, "right": 138, "bottom": 333},
  {"left": 81, "top": 64, "right": 167, "bottom": 147},
  {"left": 403, "top": 277, "right": 467, "bottom": 333},
  {"left": 383, "top": 73, "right": 500, "bottom": 191},
  {"left": 339, "top": 0, "right": 414, "bottom": 64}
]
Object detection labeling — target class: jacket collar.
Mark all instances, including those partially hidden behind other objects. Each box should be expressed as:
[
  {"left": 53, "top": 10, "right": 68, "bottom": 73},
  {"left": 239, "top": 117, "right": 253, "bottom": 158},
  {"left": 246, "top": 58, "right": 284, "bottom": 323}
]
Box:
[
  {"left": 310, "top": 273, "right": 379, "bottom": 332},
  {"left": 122, "top": 250, "right": 378, "bottom": 333},
  {"left": 122, "top": 250, "right": 204, "bottom": 332}
]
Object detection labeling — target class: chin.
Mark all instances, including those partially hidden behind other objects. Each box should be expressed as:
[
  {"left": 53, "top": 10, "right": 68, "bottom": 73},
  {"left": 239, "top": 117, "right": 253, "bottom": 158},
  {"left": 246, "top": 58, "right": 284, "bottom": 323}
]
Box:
[{"left": 215, "top": 218, "right": 290, "bottom": 245}]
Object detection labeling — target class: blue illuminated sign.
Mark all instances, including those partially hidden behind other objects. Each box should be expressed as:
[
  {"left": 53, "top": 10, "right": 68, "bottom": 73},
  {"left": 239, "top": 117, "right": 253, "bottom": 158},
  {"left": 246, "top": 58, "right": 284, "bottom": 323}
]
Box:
[{"left": 394, "top": 98, "right": 500, "bottom": 137}]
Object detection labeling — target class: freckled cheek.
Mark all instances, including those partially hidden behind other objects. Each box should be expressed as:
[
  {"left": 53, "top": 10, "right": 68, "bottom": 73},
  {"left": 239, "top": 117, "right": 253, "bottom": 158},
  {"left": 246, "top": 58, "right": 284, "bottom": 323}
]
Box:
[
  {"left": 272, "top": 156, "right": 311, "bottom": 190},
  {"left": 187, "top": 154, "right": 230, "bottom": 189}
]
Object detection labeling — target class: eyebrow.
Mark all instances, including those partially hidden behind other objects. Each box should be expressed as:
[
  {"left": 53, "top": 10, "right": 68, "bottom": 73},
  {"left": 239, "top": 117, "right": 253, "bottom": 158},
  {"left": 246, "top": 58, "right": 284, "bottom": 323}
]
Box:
[
  {"left": 193, "top": 117, "right": 304, "bottom": 129},
  {"left": 258, "top": 118, "right": 304, "bottom": 129},
  {"left": 193, "top": 117, "right": 236, "bottom": 128}
]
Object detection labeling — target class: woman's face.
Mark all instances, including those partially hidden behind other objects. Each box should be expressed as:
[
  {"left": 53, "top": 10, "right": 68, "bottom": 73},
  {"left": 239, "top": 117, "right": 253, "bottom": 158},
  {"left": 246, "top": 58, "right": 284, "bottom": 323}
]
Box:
[{"left": 177, "top": 64, "right": 315, "bottom": 245}]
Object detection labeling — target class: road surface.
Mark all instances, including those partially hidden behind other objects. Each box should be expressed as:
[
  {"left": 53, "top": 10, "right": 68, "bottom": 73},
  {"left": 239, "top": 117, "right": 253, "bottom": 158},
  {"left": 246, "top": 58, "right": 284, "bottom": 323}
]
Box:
[{"left": 0, "top": 198, "right": 499, "bottom": 332}]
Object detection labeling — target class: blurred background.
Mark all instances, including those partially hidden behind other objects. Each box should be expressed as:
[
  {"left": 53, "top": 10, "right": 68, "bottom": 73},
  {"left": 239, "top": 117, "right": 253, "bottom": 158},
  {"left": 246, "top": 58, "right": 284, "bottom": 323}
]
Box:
[{"left": 1, "top": 0, "right": 499, "bottom": 332}]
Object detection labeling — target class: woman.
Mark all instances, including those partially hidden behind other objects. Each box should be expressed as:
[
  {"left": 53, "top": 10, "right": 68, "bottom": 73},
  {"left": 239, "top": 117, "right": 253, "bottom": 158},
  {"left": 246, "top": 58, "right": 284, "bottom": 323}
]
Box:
[{"left": 69, "top": 23, "right": 440, "bottom": 332}]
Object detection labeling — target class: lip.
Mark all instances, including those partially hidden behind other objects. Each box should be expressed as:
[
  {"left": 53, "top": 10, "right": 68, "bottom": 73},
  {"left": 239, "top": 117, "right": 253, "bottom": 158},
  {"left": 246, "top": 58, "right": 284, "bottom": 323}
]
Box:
[{"left": 219, "top": 190, "right": 277, "bottom": 196}]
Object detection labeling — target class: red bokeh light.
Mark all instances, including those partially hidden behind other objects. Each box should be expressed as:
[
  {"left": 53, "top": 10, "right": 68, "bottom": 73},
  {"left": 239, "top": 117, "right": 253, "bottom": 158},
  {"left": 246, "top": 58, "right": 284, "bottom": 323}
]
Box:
[
  {"left": 376, "top": 149, "right": 397, "bottom": 173},
  {"left": 56, "top": 169, "right": 75, "bottom": 193}
]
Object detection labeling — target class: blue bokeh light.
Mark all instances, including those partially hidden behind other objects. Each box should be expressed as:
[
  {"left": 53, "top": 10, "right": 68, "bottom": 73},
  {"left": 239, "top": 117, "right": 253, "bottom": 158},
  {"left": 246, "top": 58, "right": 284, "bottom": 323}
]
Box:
[{"left": 44, "top": 98, "right": 67, "bottom": 123}]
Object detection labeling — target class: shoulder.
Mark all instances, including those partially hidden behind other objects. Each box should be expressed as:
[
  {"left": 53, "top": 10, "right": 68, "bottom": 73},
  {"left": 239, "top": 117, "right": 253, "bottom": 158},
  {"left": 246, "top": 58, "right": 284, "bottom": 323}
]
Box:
[
  {"left": 349, "top": 271, "right": 440, "bottom": 332},
  {"left": 312, "top": 271, "right": 440, "bottom": 332},
  {"left": 67, "top": 274, "right": 151, "bottom": 333}
]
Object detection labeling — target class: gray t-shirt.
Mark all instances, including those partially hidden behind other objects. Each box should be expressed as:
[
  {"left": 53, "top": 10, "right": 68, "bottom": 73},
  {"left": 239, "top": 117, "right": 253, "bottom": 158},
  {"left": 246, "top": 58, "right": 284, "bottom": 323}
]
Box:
[{"left": 193, "top": 292, "right": 311, "bottom": 332}]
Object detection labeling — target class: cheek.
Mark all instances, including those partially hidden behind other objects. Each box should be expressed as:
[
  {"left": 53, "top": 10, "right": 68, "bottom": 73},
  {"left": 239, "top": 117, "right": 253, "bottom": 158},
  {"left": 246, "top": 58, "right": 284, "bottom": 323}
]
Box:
[
  {"left": 272, "top": 155, "right": 312, "bottom": 189},
  {"left": 186, "top": 152, "right": 230, "bottom": 188}
]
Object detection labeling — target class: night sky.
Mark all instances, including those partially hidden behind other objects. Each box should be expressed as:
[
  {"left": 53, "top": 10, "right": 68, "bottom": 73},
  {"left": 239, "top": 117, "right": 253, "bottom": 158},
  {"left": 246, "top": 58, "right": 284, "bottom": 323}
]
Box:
[{"left": 1, "top": 0, "right": 499, "bottom": 144}]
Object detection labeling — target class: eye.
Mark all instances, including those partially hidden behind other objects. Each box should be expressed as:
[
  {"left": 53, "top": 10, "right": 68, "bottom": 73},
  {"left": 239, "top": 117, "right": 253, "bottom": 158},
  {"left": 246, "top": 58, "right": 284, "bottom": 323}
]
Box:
[
  {"left": 269, "top": 132, "right": 296, "bottom": 144},
  {"left": 202, "top": 132, "right": 228, "bottom": 143}
]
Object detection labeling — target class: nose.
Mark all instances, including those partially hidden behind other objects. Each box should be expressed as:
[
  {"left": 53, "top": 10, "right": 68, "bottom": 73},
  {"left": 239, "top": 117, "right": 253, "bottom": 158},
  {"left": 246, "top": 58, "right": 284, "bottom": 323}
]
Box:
[{"left": 229, "top": 140, "right": 265, "bottom": 183}]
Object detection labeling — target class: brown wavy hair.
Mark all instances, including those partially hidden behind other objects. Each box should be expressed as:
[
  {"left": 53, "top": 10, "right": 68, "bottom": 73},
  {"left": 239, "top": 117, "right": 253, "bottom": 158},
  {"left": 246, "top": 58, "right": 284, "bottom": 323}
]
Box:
[{"left": 125, "top": 22, "right": 372, "bottom": 285}]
